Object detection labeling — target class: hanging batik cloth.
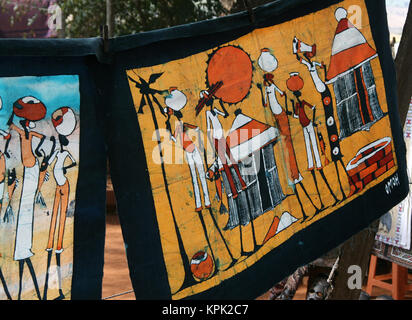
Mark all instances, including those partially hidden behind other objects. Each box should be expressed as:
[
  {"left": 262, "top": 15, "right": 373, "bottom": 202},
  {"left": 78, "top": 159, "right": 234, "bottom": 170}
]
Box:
[
  {"left": 0, "top": 39, "right": 107, "bottom": 300},
  {"left": 107, "top": 0, "right": 409, "bottom": 299}
]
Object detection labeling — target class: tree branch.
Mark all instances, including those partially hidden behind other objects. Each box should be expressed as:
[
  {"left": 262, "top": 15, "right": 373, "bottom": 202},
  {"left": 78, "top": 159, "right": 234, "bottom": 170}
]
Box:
[{"left": 395, "top": 0, "right": 412, "bottom": 125}]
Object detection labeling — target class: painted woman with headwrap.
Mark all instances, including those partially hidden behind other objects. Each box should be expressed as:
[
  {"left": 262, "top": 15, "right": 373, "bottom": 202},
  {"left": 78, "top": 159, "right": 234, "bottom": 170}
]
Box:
[
  {"left": 43, "top": 106, "right": 77, "bottom": 300},
  {"left": 8, "top": 96, "right": 47, "bottom": 300},
  {"left": 294, "top": 36, "right": 359, "bottom": 201},
  {"left": 257, "top": 49, "right": 318, "bottom": 221},
  {"left": 257, "top": 48, "right": 303, "bottom": 186}
]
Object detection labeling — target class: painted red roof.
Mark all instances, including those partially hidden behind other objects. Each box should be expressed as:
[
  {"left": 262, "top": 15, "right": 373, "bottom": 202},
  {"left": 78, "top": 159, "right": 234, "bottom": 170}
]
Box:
[
  {"left": 226, "top": 113, "right": 279, "bottom": 162},
  {"left": 326, "top": 18, "right": 377, "bottom": 83}
]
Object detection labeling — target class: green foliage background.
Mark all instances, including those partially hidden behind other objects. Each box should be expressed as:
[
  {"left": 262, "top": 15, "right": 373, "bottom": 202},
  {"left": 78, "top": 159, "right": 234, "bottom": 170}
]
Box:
[
  {"left": 62, "top": 0, "right": 226, "bottom": 38},
  {"left": 0, "top": 0, "right": 275, "bottom": 38}
]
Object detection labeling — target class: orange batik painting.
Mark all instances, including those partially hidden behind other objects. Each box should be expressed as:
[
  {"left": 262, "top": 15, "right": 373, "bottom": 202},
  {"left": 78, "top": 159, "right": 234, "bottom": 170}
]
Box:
[{"left": 126, "top": 0, "right": 400, "bottom": 299}]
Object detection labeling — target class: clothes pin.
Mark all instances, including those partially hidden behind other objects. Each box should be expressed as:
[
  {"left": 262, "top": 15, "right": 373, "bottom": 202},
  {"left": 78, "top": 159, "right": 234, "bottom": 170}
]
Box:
[
  {"left": 243, "top": 0, "right": 256, "bottom": 25},
  {"left": 100, "top": 25, "right": 109, "bottom": 53}
]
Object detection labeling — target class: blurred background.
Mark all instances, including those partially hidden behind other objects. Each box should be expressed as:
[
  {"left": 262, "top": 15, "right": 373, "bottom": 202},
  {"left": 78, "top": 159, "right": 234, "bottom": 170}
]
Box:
[{"left": 0, "top": 0, "right": 408, "bottom": 41}]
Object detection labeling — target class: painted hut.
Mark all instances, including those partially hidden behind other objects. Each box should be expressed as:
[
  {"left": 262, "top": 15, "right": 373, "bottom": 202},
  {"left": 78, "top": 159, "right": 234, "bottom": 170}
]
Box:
[
  {"left": 326, "top": 7, "right": 384, "bottom": 139},
  {"left": 221, "top": 110, "right": 285, "bottom": 230}
]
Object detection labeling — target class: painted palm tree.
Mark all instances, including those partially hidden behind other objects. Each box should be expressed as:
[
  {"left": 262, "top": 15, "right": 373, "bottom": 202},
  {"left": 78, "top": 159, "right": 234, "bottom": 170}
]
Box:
[{"left": 128, "top": 73, "right": 219, "bottom": 294}]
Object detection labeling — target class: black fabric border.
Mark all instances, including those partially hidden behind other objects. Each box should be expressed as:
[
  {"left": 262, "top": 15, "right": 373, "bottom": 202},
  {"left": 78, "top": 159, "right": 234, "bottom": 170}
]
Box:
[
  {"left": 105, "top": 59, "right": 171, "bottom": 300},
  {"left": 70, "top": 56, "right": 107, "bottom": 300},
  {"left": 0, "top": 38, "right": 106, "bottom": 62}
]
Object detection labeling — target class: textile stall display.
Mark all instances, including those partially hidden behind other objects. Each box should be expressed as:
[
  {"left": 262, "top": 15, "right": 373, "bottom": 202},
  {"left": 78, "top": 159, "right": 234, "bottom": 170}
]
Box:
[
  {"left": 0, "top": 0, "right": 409, "bottom": 300},
  {"left": 376, "top": 100, "right": 412, "bottom": 251},
  {"left": 372, "top": 241, "right": 412, "bottom": 270},
  {"left": 373, "top": 100, "right": 412, "bottom": 269}
]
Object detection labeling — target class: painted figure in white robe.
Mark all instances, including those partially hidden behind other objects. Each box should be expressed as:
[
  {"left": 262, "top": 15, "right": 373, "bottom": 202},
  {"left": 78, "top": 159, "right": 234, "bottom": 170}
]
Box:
[
  {"left": 43, "top": 106, "right": 77, "bottom": 300},
  {"left": 8, "top": 96, "right": 47, "bottom": 300}
]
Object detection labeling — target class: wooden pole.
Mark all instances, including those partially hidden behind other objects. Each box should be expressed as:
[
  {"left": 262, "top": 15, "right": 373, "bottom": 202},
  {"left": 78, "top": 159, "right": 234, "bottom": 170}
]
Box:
[
  {"left": 242, "top": 0, "right": 256, "bottom": 24},
  {"left": 395, "top": 0, "right": 412, "bottom": 125},
  {"left": 106, "top": 0, "right": 114, "bottom": 38},
  {"left": 57, "top": 0, "right": 66, "bottom": 38}
]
